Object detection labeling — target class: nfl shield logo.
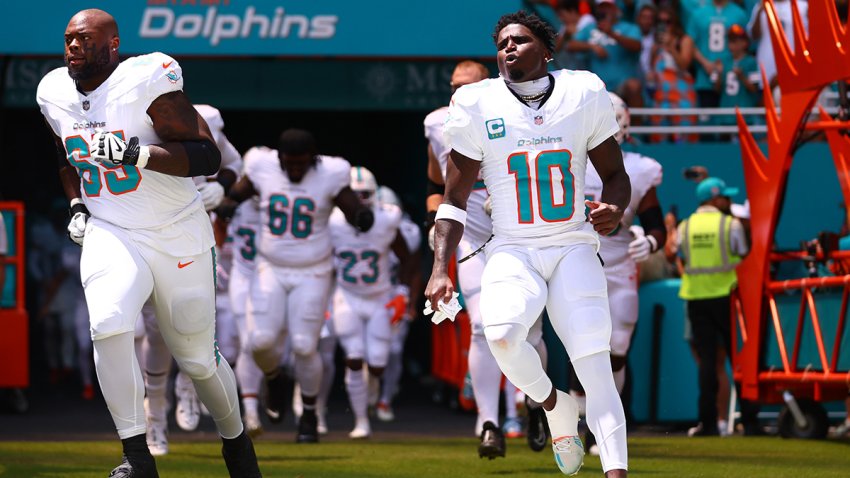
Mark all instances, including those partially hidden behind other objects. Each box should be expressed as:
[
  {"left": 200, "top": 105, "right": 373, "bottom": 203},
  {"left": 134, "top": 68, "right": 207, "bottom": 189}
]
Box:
[
  {"left": 534, "top": 115, "right": 544, "bottom": 125},
  {"left": 82, "top": 100, "right": 90, "bottom": 111}
]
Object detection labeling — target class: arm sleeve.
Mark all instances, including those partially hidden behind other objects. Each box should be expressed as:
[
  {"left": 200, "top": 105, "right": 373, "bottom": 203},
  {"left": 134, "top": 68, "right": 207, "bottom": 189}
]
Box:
[
  {"left": 443, "top": 92, "right": 484, "bottom": 161},
  {"left": 586, "top": 75, "right": 621, "bottom": 150}
]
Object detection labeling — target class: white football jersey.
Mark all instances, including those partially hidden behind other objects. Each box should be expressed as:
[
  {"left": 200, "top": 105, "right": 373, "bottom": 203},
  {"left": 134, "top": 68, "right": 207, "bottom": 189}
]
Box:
[
  {"left": 243, "top": 146, "right": 350, "bottom": 268},
  {"left": 37, "top": 53, "right": 206, "bottom": 231},
  {"left": 330, "top": 203, "right": 402, "bottom": 296},
  {"left": 585, "top": 150, "right": 663, "bottom": 264},
  {"left": 425, "top": 107, "right": 493, "bottom": 246},
  {"left": 444, "top": 70, "right": 619, "bottom": 248},
  {"left": 195, "top": 104, "right": 242, "bottom": 177},
  {"left": 227, "top": 199, "right": 262, "bottom": 277}
]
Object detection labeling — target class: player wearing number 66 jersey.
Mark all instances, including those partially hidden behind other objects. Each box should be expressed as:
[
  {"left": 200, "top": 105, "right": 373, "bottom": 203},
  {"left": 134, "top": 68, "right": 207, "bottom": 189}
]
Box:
[
  {"left": 329, "top": 166, "right": 412, "bottom": 439},
  {"left": 224, "top": 130, "right": 374, "bottom": 444},
  {"left": 427, "top": 11, "right": 630, "bottom": 477},
  {"left": 36, "top": 9, "right": 260, "bottom": 478}
]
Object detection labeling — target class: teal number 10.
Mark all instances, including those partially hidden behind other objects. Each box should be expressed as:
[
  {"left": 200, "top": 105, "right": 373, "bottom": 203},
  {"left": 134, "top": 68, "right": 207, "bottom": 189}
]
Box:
[{"left": 507, "top": 149, "right": 575, "bottom": 223}]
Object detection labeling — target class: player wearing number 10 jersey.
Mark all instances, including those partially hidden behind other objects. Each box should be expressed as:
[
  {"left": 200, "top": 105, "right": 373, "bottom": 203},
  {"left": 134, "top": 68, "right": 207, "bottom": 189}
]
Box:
[
  {"left": 427, "top": 11, "right": 630, "bottom": 477},
  {"left": 225, "top": 129, "right": 374, "bottom": 443},
  {"left": 36, "top": 9, "right": 260, "bottom": 478}
]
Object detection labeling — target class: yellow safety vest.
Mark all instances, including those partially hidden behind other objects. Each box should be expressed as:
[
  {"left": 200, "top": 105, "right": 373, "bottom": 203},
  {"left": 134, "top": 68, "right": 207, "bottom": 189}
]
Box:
[{"left": 679, "top": 211, "right": 741, "bottom": 300}]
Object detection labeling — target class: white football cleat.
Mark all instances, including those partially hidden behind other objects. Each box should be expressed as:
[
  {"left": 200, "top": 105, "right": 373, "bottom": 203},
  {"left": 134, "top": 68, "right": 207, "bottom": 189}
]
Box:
[
  {"left": 552, "top": 435, "right": 584, "bottom": 475},
  {"left": 349, "top": 418, "right": 371, "bottom": 439},
  {"left": 244, "top": 406, "right": 264, "bottom": 438},
  {"left": 144, "top": 398, "right": 169, "bottom": 456},
  {"left": 376, "top": 401, "right": 395, "bottom": 422},
  {"left": 175, "top": 372, "right": 201, "bottom": 431}
]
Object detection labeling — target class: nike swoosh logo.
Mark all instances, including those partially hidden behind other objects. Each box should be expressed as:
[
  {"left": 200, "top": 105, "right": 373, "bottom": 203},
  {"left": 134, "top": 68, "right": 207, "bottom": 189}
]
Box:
[
  {"left": 162, "top": 61, "right": 173, "bottom": 68},
  {"left": 178, "top": 260, "right": 194, "bottom": 269}
]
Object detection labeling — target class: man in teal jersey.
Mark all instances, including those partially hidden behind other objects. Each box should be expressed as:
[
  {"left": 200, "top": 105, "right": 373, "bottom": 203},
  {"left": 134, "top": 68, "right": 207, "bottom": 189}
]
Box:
[
  {"left": 715, "top": 25, "right": 761, "bottom": 126},
  {"left": 687, "top": 0, "right": 748, "bottom": 111},
  {"left": 569, "top": 0, "right": 643, "bottom": 106}
]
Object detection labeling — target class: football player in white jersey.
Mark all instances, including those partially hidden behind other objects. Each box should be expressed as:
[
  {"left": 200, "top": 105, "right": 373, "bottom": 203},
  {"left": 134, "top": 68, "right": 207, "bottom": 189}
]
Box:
[
  {"left": 576, "top": 93, "right": 665, "bottom": 453},
  {"left": 329, "top": 167, "right": 412, "bottom": 438},
  {"left": 374, "top": 185, "right": 422, "bottom": 422},
  {"left": 36, "top": 9, "right": 260, "bottom": 478},
  {"left": 426, "top": 11, "right": 630, "bottom": 477},
  {"left": 426, "top": 60, "right": 518, "bottom": 459},
  {"left": 225, "top": 129, "right": 374, "bottom": 443}
]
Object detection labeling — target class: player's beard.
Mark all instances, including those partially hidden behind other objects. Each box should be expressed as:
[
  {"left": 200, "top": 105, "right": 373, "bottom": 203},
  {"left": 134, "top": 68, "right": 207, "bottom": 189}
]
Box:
[
  {"left": 67, "top": 44, "right": 112, "bottom": 82},
  {"left": 507, "top": 68, "right": 525, "bottom": 82}
]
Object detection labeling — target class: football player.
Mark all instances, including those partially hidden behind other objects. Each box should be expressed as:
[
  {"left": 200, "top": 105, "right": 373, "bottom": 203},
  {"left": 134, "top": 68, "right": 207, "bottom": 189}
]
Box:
[
  {"left": 37, "top": 9, "right": 260, "bottom": 477},
  {"left": 426, "top": 11, "right": 630, "bottom": 477},
  {"left": 224, "top": 130, "right": 374, "bottom": 443}
]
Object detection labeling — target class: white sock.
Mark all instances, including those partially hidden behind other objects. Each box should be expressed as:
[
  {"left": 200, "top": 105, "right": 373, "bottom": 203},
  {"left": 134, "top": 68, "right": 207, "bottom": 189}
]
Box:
[
  {"left": 235, "top": 342, "right": 264, "bottom": 398},
  {"left": 318, "top": 337, "right": 336, "bottom": 413},
  {"left": 345, "top": 367, "right": 368, "bottom": 422},
  {"left": 504, "top": 380, "right": 518, "bottom": 420},
  {"left": 381, "top": 352, "right": 402, "bottom": 404},
  {"left": 469, "top": 334, "right": 503, "bottom": 430},
  {"left": 192, "top": 361, "right": 243, "bottom": 439},
  {"left": 367, "top": 370, "right": 380, "bottom": 407},
  {"left": 294, "top": 351, "right": 323, "bottom": 397},
  {"left": 572, "top": 352, "right": 628, "bottom": 473},
  {"left": 613, "top": 367, "right": 626, "bottom": 395},
  {"left": 544, "top": 389, "right": 580, "bottom": 439},
  {"left": 93, "top": 332, "right": 146, "bottom": 439},
  {"left": 569, "top": 390, "right": 587, "bottom": 417},
  {"left": 242, "top": 396, "right": 259, "bottom": 415}
]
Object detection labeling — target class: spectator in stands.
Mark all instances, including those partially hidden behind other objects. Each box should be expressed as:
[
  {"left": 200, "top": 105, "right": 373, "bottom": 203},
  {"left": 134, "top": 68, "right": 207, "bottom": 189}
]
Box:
[
  {"left": 748, "top": 0, "right": 809, "bottom": 93},
  {"left": 687, "top": 0, "right": 748, "bottom": 113},
  {"left": 678, "top": 177, "right": 762, "bottom": 436},
  {"left": 553, "top": 0, "right": 596, "bottom": 70},
  {"left": 636, "top": 3, "right": 657, "bottom": 99},
  {"left": 568, "top": 0, "right": 644, "bottom": 109},
  {"left": 714, "top": 25, "right": 761, "bottom": 131},
  {"left": 650, "top": 6, "right": 698, "bottom": 143},
  {"left": 0, "top": 211, "right": 5, "bottom": 301}
]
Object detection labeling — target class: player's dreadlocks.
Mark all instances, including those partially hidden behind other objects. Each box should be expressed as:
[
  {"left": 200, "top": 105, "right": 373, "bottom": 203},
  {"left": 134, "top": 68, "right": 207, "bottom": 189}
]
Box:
[{"left": 492, "top": 10, "right": 556, "bottom": 54}]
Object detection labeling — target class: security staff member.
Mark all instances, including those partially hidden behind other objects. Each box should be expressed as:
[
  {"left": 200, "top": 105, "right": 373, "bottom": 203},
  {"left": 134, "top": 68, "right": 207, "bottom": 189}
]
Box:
[{"left": 678, "top": 177, "right": 758, "bottom": 435}]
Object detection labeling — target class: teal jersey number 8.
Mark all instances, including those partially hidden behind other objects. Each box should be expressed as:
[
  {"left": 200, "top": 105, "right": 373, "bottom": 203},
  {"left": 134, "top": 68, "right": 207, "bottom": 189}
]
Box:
[
  {"left": 65, "top": 133, "right": 142, "bottom": 196},
  {"left": 268, "top": 194, "right": 315, "bottom": 238},
  {"left": 507, "top": 149, "right": 575, "bottom": 223}
]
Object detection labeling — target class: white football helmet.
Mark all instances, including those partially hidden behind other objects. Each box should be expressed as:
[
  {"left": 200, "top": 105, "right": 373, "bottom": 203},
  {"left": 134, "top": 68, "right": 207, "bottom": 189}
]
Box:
[
  {"left": 350, "top": 166, "right": 378, "bottom": 205},
  {"left": 376, "top": 185, "right": 401, "bottom": 208},
  {"left": 608, "top": 92, "right": 630, "bottom": 145}
]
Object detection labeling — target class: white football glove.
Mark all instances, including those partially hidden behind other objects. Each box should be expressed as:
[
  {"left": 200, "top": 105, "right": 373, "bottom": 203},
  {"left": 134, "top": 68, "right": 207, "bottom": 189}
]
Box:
[
  {"left": 90, "top": 130, "right": 150, "bottom": 168},
  {"left": 424, "top": 292, "right": 462, "bottom": 325},
  {"left": 482, "top": 196, "right": 493, "bottom": 217},
  {"left": 627, "top": 225, "right": 657, "bottom": 263},
  {"left": 67, "top": 205, "right": 90, "bottom": 246},
  {"left": 197, "top": 181, "right": 225, "bottom": 211}
]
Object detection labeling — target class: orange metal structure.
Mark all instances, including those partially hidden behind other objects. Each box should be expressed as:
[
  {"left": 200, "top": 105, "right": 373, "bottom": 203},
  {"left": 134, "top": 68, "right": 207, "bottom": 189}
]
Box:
[
  {"left": 733, "top": 0, "right": 850, "bottom": 408},
  {"left": 0, "top": 201, "right": 28, "bottom": 388}
]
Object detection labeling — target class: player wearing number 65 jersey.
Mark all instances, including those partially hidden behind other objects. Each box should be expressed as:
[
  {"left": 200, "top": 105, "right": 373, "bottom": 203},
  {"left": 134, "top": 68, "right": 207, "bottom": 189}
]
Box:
[
  {"left": 426, "top": 11, "right": 630, "bottom": 477},
  {"left": 36, "top": 9, "right": 260, "bottom": 478},
  {"left": 224, "top": 130, "right": 374, "bottom": 444}
]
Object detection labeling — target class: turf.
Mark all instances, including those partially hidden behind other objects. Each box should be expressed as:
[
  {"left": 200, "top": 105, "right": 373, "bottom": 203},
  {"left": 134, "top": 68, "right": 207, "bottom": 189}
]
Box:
[{"left": 0, "top": 436, "right": 847, "bottom": 477}]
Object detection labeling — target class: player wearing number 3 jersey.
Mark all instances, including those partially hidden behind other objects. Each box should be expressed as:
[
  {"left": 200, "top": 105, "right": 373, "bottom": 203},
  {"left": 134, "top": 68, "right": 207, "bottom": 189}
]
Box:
[
  {"left": 426, "top": 11, "right": 630, "bottom": 477},
  {"left": 224, "top": 129, "right": 374, "bottom": 444},
  {"left": 36, "top": 8, "right": 260, "bottom": 478}
]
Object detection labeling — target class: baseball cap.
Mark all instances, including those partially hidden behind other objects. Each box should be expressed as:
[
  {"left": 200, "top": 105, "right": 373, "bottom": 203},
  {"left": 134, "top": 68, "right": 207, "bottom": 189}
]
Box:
[
  {"left": 728, "top": 24, "right": 748, "bottom": 40},
  {"left": 696, "top": 177, "right": 739, "bottom": 202}
]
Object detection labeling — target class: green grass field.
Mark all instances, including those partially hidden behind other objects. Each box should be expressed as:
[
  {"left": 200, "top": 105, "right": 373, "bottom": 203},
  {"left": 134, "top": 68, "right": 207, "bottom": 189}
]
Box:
[{"left": 0, "top": 436, "right": 848, "bottom": 477}]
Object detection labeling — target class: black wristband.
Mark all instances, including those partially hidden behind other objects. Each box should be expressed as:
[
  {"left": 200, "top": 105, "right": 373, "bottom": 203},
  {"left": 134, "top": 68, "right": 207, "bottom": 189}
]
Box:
[{"left": 70, "top": 202, "right": 90, "bottom": 217}]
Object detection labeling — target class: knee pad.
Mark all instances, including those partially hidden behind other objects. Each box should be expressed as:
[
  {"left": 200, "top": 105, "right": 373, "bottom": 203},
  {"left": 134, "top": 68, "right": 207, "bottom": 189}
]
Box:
[
  {"left": 250, "top": 330, "right": 277, "bottom": 354},
  {"left": 555, "top": 302, "right": 612, "bottom": 361},
  {"left": 176, "top": 356, "right": 216, "bottom": 380},
  {"left": 291, "top": 333, "right": 319, "bottom": 357},
  {"left": 169, "top": 292, "right": 213, "bottom": 336},
  {"left": 483, "top": 323, "right": 527, "bottom": 357}
]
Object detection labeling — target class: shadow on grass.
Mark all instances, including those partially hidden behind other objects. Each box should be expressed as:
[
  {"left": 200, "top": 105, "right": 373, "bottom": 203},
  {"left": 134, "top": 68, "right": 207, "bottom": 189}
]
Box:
[{"left": 184, "top": 452, "right": 347, "bottom": 463}]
